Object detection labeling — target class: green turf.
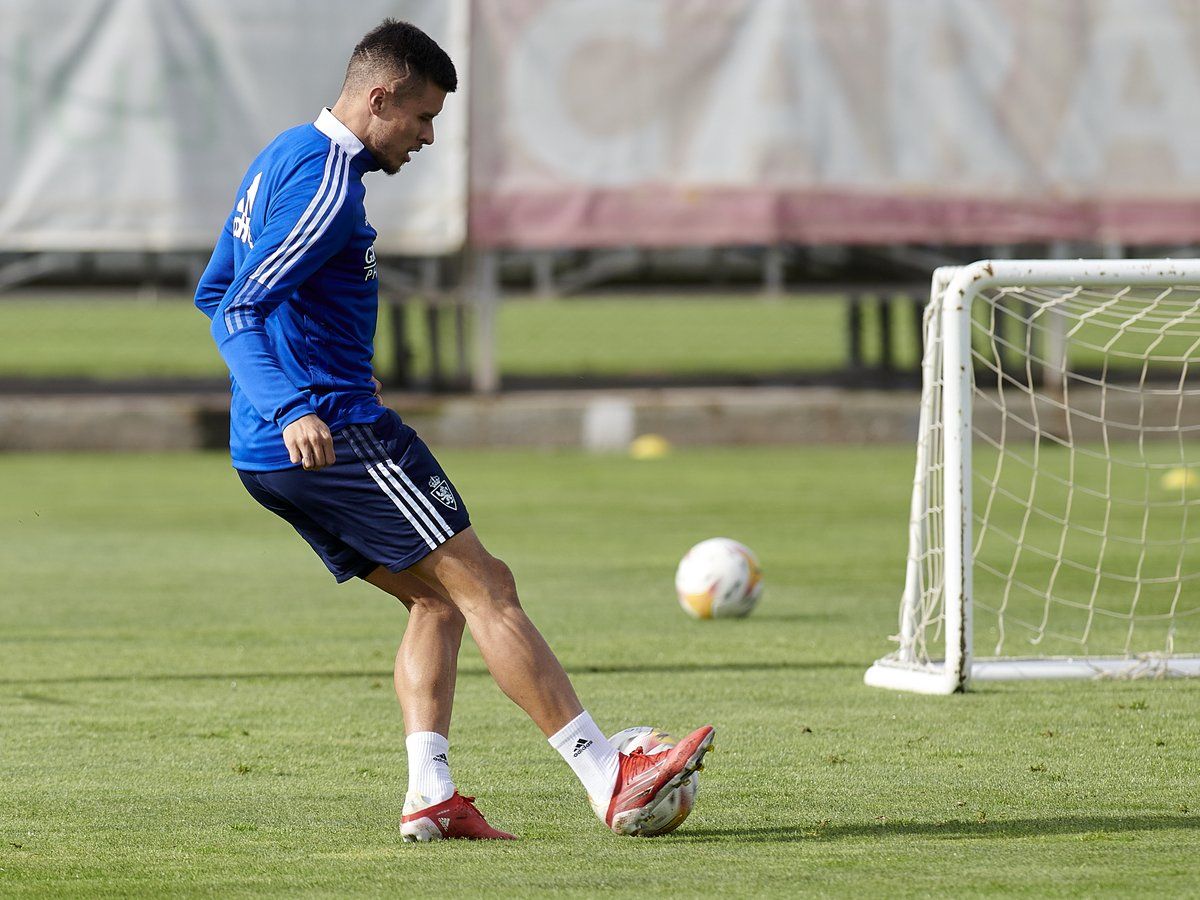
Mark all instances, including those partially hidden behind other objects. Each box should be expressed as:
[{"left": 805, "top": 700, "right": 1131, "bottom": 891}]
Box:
[
  {"left": 0, "top": 297, "right": 225, "bottom": 379},
  {"left": 959, "top": 443, "right": 1200, "bottom": 657},
  {"left": 493, "top": 296, "right": 862, "bottom": 377},
  {"left": 2, "top": 447, "right": 1197, "bottom": 897},
  {"left": 0, "top": 293, "right": 915, "bottom": 381}
]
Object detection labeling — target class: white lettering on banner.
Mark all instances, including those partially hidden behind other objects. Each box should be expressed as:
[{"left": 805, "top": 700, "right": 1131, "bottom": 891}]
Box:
[
  {"left": 887, "top": 0, "right": 1016, "bottom": 183},
  {"left": 16, "top": 0, "right": 1200, "bottom": 249},
  {"left": 1050, "top": 0, "right": 1200, "bottom": 186},
  {"left": 469, "top": 0, "right": 1200, "bottom": 245},
  {"left": 684, "top": 0, "right": 869, "bottom": 183},
  {"left": 508, "top": 0, "right": 665, "bottom": 185},
  {"left": 0, "top": 0, "right": 467, "bottom": 254}
]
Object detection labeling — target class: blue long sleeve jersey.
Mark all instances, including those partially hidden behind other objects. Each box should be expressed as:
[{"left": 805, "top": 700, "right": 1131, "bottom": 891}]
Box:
[{"left": 195, "top": 109, "right": 387, "bottom": 471}]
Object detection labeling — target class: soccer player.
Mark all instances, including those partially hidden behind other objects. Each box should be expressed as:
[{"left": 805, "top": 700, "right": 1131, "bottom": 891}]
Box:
[{"left": 194, "top": 19, "right": 713, "bottom": 841}]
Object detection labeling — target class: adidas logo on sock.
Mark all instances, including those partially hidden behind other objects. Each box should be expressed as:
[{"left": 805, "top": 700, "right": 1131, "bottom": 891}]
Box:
[
  {"left": 572, "top": 738, "right": 593, "bottom": 758},
  {"left": 433, "top": 753, "right": 448, "bottom": 764}
]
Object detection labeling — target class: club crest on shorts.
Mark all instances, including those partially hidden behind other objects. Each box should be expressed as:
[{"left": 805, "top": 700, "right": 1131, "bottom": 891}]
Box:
[{"left": 428, "top": 475, "right": 458, "bottom": 510}]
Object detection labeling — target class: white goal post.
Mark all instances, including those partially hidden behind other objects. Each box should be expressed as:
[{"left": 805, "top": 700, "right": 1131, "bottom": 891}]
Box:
[{"left": 866, "top": 260, "right": 1200, "bottom": 694}]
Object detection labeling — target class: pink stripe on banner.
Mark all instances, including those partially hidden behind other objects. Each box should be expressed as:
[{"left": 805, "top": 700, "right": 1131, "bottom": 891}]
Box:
[{"left": 469, "top": 189, "right": 1200, "bottom": 249}]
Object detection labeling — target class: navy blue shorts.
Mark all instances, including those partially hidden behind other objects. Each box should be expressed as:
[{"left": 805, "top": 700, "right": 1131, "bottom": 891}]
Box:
[{"left": 238, "top": 409, "right": 471, "bottom": 582}]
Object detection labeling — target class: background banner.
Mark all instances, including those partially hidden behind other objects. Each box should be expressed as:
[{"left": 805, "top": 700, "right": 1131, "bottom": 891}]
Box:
[
  {"left": 0, "top": 0, "right": 469, "bottom": 253},
  {"left": 7, "top": 1, "right": 1200, "bottom": 253},
  {"left": 469, "top": 0, "right": 1200, "bottom": 248}
]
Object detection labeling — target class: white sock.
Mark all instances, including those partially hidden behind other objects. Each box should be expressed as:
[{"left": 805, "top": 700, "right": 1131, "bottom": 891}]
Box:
[
  {"left": 404, "top": 731, "right": 456, "bottom": 813},
  {"left": 548, "top": 711, "right": 620, "bottom": 806}
]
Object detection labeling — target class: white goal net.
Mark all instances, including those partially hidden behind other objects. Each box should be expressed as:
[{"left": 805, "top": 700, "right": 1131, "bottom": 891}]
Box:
[{"left": 866, "top": 260, "right": 1200, "bottom": 694}]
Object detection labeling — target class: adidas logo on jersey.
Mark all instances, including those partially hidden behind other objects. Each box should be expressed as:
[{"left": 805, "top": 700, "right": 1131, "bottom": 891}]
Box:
[{"left": 232, "top": 172, "right": 262, "bottom": 247}]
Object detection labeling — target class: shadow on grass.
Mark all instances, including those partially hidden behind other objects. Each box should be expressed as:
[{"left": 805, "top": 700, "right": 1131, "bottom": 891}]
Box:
[
  {"left": 574, "top": 660, "right": 856, "bottom": 674},
  {"left": 674, "top": 814, "right": 1200, "bottom": 844},
  {"left": 0, "top": 659, "right": 856, "bottom": 687},
  {"left": 719, "top": 611, "right": 837, "bottom": 623}
]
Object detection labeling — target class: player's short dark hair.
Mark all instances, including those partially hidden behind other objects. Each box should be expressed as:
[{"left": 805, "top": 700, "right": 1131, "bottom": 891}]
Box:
[{"left": 345, "top": 19, "right": 457, "bottom": 94}]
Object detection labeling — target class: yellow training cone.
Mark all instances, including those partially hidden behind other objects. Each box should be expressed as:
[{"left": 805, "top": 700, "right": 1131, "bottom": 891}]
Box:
[
  {"left": 1161, "top": 467, "right": 1199, "bottom": 491},
  {"left": 630, "top": 433, "right": 672, "bottom": 460}
]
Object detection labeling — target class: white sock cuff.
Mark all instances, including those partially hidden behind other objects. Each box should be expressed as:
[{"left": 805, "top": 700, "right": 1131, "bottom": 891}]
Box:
[
  {"left": 406, "top": 731, "right": 450, "bottom": 757},
  {"left": 548, "top": 712, "right": 592, "bottom": 750},
  {"left": 405, "top": 730, "right": 455, "bottom": 811},
  {"left": 549, "top": 711, "right": 620, "bottom": 806}
]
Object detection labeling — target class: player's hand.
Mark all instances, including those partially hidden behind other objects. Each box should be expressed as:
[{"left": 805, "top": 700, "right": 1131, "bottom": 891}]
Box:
[
  {"left": 283, "top": 414, "right": 335, "bottom": 470},
  {"left": 371, "top": 376, "right": 384, "bottom": 405}
]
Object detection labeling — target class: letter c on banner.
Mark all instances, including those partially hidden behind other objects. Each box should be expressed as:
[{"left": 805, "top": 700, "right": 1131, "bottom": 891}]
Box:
[{"left": 508, "top": 0, "right": 665, "bottom": 186}]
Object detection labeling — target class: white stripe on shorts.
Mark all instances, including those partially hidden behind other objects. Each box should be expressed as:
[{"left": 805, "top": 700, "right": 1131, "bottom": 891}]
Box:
[
  {"left": 388, "top": 459, "right": 454, "bottom": 535},
  {"left": 345, "top": 425, "right": 454, "bottom": 545},
  {"left": 345, "top": 426, "right": 439, "bottom": 550},
  {"left": 349, "top": 425, "right": 453, "bottom": 540}
]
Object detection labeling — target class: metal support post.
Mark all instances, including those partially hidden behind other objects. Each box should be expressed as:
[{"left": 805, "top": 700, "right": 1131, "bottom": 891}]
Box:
[{"left": 470, "top": 250, "right": 500, "bottom": 394}]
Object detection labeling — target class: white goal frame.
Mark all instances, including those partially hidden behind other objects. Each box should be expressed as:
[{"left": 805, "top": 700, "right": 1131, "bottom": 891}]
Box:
[{"left": 865, "top": 259, "right": 1200, "bottom": 694}]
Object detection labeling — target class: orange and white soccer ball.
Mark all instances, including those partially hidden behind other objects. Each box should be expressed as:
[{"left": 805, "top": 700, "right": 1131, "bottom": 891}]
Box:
[
  {"left": 608, "top": 727, "right": 699, "bottom": 836},
  {"left": 675, "top": 537, "right": 763, "bottom": 619}
]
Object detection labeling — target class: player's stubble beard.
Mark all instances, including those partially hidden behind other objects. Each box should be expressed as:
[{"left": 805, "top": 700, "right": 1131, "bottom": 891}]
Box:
[{"left": 374, "top": 142, "right": 408, "bottom": 176}]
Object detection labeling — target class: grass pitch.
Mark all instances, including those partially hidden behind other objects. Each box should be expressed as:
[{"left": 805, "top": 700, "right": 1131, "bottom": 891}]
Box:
[{"left": 2, "top": 447, "right": 1198, "bottom": 897}]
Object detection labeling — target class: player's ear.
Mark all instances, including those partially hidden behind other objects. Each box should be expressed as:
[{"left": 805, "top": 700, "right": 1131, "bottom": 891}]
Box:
[{"left": 367, "top": 85, "right": 389, "bottom": 116}]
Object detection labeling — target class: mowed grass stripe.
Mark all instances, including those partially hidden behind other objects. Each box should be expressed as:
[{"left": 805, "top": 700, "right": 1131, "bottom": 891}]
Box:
[{"left": 0, "top": 293, "right": 912, "bottom": 381}]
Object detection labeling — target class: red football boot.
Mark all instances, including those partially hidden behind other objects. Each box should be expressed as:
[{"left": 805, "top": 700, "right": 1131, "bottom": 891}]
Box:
[
  {"left": 598, "top": 724, "right": 715, "bottom": 835},
  {"left": 401, "top": 792, "right": 518, "bottom": 842}
]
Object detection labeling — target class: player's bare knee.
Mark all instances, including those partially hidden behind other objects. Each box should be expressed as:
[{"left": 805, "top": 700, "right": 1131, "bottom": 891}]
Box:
[
  {"left": 451, "top": 555, "right": 521, "bottom": 617},
  {"left": 485, "top": 556, "right": 521, "bottom": 610},
  {"left": 410, "top": 595, "right": 466, "bottom": 629}
]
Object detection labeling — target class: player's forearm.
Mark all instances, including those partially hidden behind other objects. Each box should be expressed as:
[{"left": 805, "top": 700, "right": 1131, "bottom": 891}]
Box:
[
  {"left": 212, "top": 322, "right": 315, "bottom": 428},
  {"left": 195, "top": 286, "right": 225, "bottom": 321},
  {"left": 195, "top": 232, "right": 236, "bottom": 321}
]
